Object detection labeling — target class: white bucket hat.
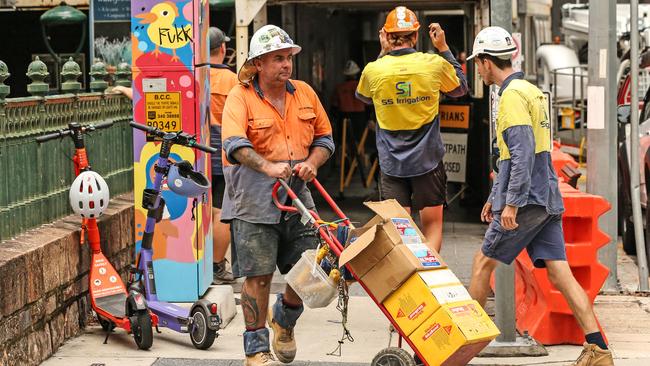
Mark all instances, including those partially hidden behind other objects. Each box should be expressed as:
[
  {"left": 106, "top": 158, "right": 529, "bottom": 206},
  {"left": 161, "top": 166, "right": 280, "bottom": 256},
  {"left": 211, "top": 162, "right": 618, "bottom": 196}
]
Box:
[{"left": 238, "top": 25, "right": 302, "bottom": 84}]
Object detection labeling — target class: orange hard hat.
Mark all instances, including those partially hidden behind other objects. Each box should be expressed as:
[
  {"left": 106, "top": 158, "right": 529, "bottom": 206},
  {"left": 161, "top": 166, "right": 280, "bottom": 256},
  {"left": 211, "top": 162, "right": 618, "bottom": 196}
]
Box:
[{"left": 383, "top": 6, "right": 420, "bottom": 33}]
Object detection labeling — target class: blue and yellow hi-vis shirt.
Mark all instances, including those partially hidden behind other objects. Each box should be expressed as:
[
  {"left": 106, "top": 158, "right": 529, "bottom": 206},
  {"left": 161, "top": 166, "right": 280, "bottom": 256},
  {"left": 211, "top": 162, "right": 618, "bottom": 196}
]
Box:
[
  {"left": 490, "top": 72, "right": 564, "bottom": 215},
  {"left": 356, "top": 49, "right": 468, "bottom": 177}
]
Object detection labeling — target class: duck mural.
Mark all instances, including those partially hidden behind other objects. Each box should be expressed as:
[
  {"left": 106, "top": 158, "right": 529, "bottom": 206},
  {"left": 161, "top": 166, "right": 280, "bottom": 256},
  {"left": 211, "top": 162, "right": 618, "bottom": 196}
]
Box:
[{"left": 131, "top": 0, "right": 212, "bottom": 302}]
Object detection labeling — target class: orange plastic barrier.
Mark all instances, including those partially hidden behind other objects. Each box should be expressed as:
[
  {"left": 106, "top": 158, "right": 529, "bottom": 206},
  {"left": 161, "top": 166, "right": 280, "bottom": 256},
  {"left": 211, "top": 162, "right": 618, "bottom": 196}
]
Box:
[
  {"left": 512, "top": 182, "right": 610, "bottom": 344},
  {"left": 551, "top": 141, "right": 580, "bottom": 182}
]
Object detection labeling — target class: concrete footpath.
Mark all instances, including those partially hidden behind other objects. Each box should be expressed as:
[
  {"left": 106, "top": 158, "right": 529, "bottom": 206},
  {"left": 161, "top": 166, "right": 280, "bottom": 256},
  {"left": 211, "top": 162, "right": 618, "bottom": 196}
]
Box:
[{"left": 41, "top": 222, "right": 650, "bottom": 366}]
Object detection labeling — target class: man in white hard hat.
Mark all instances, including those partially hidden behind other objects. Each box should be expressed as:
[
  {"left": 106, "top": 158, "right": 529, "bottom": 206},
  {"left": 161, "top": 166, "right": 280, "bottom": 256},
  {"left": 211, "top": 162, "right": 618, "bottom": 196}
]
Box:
[
  {"left": 333, "top": 60, "right": 365, "bottom": 119},
  {"left": 332, "top": 60, "right": 370, "bottom": 159},
  {"left": 467, "top": 26, "right": 613, "bottom": 366},
  {"left": 221, "top": 25, "right": 334, "bottom": 366}
]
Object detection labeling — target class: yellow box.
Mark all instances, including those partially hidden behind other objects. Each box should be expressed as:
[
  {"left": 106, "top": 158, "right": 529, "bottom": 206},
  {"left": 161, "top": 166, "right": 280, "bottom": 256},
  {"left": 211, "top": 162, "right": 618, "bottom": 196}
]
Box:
[
  {"left": 409, "top": 300, "right": 500, "bottom": 366},
  {"left": 383, "top": 269, "right": 472, "bottom": 336}
]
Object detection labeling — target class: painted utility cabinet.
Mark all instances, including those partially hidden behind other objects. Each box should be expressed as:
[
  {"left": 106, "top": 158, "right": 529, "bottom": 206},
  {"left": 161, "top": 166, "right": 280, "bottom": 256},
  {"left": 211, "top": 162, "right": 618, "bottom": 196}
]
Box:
[{"left": 131, "top": 0, "right": 212, "bottom": 301}]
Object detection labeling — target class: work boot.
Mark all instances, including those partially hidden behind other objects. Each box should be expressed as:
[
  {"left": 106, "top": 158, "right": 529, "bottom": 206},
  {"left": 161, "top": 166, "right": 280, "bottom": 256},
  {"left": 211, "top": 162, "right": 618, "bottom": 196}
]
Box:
[
  {"left": 571, "top": 343, "right": 614, "bottom": 366},
  {"left": 244, "top": 351, "right": 281, "bottom": 366},
  {"left": 213, "top": 259, "right": 234, "bottom": 284},
  {"left": 267, "top": 307, "right": 296, "bottom": 363}
]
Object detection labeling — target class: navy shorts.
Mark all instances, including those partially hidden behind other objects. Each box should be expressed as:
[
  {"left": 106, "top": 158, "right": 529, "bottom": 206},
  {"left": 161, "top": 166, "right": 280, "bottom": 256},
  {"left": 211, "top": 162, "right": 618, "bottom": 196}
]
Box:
[
  {"left": 230, "top": 213, "right": 319, "bottom": 278},
  {"left": 482, "top": 204, "right": 567, "bottom": 268},
  {"left": 379, "top": 163, "right": 447, "bottom": 210}
]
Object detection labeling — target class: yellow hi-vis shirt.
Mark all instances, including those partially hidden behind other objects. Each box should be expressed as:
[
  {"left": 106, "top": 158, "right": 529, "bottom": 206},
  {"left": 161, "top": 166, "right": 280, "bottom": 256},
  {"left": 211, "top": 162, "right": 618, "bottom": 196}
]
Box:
[
  {"left": 490, "top": 72, "right": 563, "bottom": 215},
  {"left": 496, "top": 79, "right": 552, "bottom": 161},
  {"left": 356, "top": 49, "right": 466, "bottom": 177},
  {"left": 357, "top": 51, "right": 461, "bottom": 131}
]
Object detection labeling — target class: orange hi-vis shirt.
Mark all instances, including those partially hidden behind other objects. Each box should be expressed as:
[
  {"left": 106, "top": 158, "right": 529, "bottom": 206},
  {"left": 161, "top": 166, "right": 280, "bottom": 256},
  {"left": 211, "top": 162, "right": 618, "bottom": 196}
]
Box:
[
  {"left": 222, "top": 79, "right": 333, "bottom": 165},
  {"left": 209, "top": 65, "right": 238, "bottom": 174},
  {"left": 221, "top": 79, "right": 335, "bottom": 224},
  {"left": 210, "top": 66, "right": 239, "bottom": 127},
  {"left": 334, "top": 79, "right": 366, "bottom": 113}
]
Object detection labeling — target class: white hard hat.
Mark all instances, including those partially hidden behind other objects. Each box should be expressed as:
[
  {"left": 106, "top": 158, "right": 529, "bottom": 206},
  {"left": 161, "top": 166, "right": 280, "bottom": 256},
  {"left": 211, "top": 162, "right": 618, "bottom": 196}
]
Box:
[
  {"left": 238, "top": 25, "right": 302, "bottom": 84},
  {"left": 467, "top": 26, "right": 517, "bottom": 61},
  {"left": 69, "top": 170, "right": 110, "bottom": 218},
  {"left": 343, "top": 60, "right": 360, "bottom": 76}
]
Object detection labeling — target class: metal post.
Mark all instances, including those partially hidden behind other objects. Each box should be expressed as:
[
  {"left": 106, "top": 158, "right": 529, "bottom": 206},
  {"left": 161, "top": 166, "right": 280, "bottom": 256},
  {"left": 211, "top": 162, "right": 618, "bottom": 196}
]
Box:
[
  {"left": 491, "top": 0, "right": 516, "bottom": 344},
  {"left": 587, "top": 0, "right": 618, "bottom": 291},
  {"left": 629, "top": 0, "right": 650, "bottom": 291}
]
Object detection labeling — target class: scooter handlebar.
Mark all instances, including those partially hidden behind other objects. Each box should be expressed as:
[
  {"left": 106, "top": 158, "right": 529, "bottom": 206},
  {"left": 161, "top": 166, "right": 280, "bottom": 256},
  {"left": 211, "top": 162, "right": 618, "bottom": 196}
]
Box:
[
  {"left": 93, "top": 121, "right": 114, "bottom": 130},
  {"left": 36, "top": 121, "right": 115, "bottom": 143},
  {"left": 129, "top": 121, "right": 162, "bottom": 136},
  {"left": 130, "top": 122, "right": 217, "bottom": 154},
  {"left": 190, "top": 141, "right": 217, "bottom": 154},
  {"left": 35, "top": 129, "right": 71, "bottom": 142}
]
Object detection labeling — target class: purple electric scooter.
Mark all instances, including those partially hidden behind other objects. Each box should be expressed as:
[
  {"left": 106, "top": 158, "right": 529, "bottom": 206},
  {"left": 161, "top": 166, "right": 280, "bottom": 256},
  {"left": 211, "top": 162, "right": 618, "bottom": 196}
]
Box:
[{"left": 129, "top": 121, "right": 220, "bottom": 349}]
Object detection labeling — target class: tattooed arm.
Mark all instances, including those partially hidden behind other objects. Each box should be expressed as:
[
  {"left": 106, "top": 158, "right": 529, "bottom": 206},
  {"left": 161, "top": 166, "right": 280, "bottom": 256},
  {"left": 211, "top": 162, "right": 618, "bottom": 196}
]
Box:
[
  {"left": 232, "top": 147, "right": 291, "bottom": 179},
  {"left": 295, "top": 146, "right": 331, "bottom": 182}
]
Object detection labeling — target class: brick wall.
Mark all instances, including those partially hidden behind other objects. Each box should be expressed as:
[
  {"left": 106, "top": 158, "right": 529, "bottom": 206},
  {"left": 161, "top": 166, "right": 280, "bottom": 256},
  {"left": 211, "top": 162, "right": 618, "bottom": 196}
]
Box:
[{"left": 0, "top": 194, "right": 135, "bottom": 365}]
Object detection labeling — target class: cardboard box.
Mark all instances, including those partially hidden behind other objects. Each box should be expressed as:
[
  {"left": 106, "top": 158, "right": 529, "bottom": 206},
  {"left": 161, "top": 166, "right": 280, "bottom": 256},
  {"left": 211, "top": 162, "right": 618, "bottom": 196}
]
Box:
[
  {"left": 360, "top": 245, "right": 420, "bottom": 302},
  {"left": 405, "top": 242, "right": 446, "bottom": 269},
  {"left": 409, "top": 300, "right": 500, "bottom": 366},
  {"left": 363, "top": 200, "right": 426, "bottom": 244},
  {"left": 339, "top": 200, "right": 447, "bottom": 302},
  {"left": 342, "top": 225, "right": 394, "bottom": 277},
  {"left": 383, "top": 269, "right": 472, "bottom": 335}
]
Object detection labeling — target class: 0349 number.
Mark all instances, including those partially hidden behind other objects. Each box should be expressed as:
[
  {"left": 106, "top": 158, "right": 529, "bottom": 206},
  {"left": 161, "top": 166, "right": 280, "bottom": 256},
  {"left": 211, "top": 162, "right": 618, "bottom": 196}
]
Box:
[{"left": 147, "top": 121, "right": 179, "bottom": 131}]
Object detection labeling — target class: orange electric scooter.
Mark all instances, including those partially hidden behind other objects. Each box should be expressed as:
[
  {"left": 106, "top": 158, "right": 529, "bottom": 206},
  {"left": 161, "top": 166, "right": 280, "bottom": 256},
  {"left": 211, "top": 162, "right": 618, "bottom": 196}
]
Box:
[{"left": 36, "top": 122, "right": 156, "bottom": 349}]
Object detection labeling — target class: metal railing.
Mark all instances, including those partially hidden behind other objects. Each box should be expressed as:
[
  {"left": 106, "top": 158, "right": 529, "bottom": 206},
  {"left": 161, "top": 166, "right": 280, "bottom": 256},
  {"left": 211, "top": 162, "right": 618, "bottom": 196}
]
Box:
[
  {"left": 548, "top": 65, "right": 589, "bottom": 154},
  {"left": 0, "top": 58, "right": 133, "bottom": 241}
]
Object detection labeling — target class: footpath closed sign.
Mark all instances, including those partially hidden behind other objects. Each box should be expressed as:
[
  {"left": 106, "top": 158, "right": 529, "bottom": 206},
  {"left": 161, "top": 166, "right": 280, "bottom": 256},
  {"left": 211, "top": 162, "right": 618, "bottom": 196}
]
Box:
[{"left": 441, "top": 132, "right": 468, "bottom": 183}]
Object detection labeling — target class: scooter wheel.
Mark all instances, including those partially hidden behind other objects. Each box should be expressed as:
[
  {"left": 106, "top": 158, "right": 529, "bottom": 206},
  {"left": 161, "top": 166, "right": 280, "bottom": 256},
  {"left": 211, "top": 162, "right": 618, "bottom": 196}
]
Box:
[
  {"left": 190, "top": 307, "right": 216, "bottom": 349},
  {"left": 131, "top": 311, "right": 153, "bottom": 350},
  {"left": 371, "top": 347, "right": 416, "bottom": 366}
]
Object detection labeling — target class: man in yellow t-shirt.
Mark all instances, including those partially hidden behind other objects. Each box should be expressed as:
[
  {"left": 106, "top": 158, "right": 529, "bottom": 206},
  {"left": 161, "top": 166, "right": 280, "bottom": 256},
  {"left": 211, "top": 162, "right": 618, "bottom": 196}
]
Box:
[{"left": 356, "top": 6, "right": 467, "bottom": 252}]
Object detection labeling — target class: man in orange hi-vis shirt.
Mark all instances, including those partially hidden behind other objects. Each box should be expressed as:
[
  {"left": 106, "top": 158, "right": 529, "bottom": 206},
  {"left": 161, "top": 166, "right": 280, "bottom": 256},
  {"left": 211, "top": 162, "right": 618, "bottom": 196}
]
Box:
[
  {"left": 208, "top": 26, "right": 238, "bottom": 286},
  {"left": 221, "top": 25, "right": 334, "bottom": 366}
]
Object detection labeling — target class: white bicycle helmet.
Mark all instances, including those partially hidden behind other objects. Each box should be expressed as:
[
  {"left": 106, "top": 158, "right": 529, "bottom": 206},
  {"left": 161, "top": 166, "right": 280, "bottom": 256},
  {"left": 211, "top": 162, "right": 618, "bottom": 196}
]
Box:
[{"left": 69, "top": 170, "right": 110, "bottom": 218}]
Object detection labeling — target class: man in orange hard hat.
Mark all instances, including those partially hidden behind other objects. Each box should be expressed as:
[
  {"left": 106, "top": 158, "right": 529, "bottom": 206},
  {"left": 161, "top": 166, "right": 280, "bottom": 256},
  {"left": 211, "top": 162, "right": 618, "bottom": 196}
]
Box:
[{"left": 356, "top": 6, "right": 467, "bottom": 253}]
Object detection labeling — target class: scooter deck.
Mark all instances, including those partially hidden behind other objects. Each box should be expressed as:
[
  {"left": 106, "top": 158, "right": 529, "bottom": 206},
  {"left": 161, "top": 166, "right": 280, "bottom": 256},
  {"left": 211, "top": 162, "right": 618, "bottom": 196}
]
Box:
[
  {"left": 95, "top": 293, "right": 127, "bottom": 317},
  {"left": 90, "top": 252, "right": 128, "bottom": 319}
]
